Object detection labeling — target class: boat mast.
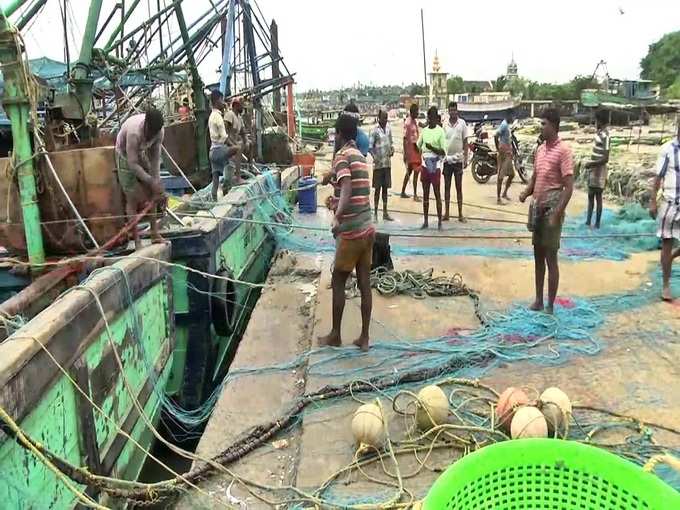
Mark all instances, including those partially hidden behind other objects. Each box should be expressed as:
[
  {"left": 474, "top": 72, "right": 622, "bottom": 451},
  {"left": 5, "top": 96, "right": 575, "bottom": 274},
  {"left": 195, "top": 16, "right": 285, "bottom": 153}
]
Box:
[
  {"left": 71, "top": 0, "right": 104, "bottom": 121},
  {"left": 174, "top": 1, "right": 210, "bottom": 172},
  {"left": 0, "top": 6, "right": 45, "bottom": 267}
]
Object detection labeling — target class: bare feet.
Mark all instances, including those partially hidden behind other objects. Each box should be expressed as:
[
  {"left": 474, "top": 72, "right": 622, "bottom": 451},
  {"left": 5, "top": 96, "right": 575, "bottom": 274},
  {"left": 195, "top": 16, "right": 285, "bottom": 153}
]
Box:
[
  {"left": 383, "top": 212, "right": 394, "bottom": 221},
  {"left": 502, "top": 193, "right": 511, "bottom": 201},
  {"left": 413, "top": 196, "right": 421, "bottom": 202},
  {"left": 442, "top": 214, "right": 450, "bottom": 221},
  {"left": 400, "top": 192, "right": 410, "bottom": 198},
  {"left": 437, "top": 220, "right": 442, "bottom": 230},
  {"left": 151, "top": 234, "right": 165, "bottom": 244},
  {"left": 318, "top": 331, "right": 341, "bottom": 347},
  {"left": 497, "top": 198, "right": 504, "bottom": 206},
  {"left": 545, "top": 305, "right": 554, "bottom": 315},
  {"left": 661, "top": 286, "right": 673, "bottom": 302},
  {"left": 529, "top": 301, "right": 544, "bottom": 312},
  {"left": 420, "top": 223, "right": 428, "bottom": 230},
  {"left": 353, "top": 336, "right": 369, "bottom": 351},
  {"left": 458, "top": 216, "right": 467, "bottom": 223}
]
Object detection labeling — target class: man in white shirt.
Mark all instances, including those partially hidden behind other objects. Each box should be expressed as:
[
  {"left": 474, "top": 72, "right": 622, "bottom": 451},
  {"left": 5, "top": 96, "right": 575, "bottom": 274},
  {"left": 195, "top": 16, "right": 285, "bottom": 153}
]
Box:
[
  {"left": 649, "top": 118, "right": 680, "bottom": 301},
  {"left": 443, "top": 101, "right": 468, "bottom": 221},
  {"left": 208, "top": 89, "right": 238, "bottom": 200}
]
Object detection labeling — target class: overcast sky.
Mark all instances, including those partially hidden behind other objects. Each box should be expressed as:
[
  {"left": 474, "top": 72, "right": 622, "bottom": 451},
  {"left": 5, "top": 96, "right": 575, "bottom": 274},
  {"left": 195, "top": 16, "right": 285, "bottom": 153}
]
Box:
[{"left": 8, "top": 0, "right": 680, "bottom": 91}]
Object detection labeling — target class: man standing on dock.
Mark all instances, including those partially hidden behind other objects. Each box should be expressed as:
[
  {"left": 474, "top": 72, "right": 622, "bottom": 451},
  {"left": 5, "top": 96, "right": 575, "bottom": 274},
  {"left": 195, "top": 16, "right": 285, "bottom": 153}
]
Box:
[
  {"left": 584, "top": 109, "right": 611, "bottom": 229},
  {"left": 401, "top": 103, "right": 421, "bottom": 201},
  {"left": 369, "top": 109, "right": 394, "bottom": 222},
  {"left": 115, "top": 107, "right": 165, "bottom": 250},
  {"left": 649, "top": 118, "right": 680, "bottom": 302},
  {"left": 417, "top": 106, "right": 447, "bottom": 230},
  {"left": 443, "top": 101, "right": 468, "bottom": 222},
  {"left": 319, "top": 112, "right": 375, "bottom": 351},
  {"left": 520, "top": 108, "right": 574, "bottom": 314},
  {"left": 494, "top": 111, "right": 515, "bottom": 204}
]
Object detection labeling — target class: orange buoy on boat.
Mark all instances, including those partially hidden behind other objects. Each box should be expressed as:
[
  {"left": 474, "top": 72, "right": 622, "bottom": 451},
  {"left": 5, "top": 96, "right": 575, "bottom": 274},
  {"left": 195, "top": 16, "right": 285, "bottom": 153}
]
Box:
[{"left": 496, "top": 387, "right": 530, "bottom": 432}]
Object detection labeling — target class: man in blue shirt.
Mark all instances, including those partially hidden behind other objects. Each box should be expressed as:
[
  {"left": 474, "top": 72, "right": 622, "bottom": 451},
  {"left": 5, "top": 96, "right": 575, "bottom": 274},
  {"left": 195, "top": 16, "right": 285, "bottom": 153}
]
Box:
[
  {"left": 343, "top": 103, "right": 369, "bottom": 156},
  {"left": 494, "top": 111, "right": 515, "bottom": 204}
]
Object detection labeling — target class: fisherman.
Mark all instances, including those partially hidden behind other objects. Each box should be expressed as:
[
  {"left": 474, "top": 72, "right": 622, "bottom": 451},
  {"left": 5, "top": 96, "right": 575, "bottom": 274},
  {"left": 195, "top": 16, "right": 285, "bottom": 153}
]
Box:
[
  {"left": 115, "top": 107, "right": 165, "bottom": 250},
  {"left": 178, "top": 98, "right": 191, "bottom": 121},
  {"left": 368, "top": 109, "right": 394, "bottom": 221},
  {"left": 519, "top": 108, "right": 574, "bottom": 314},
  {"left": 443, "top": 101, "right": 468, "bottom": 222},
  {"left": 401, "top": 103, "right": 421, "bottom": 201},
  {"left": 318, "top": 111, "right": 375, "bottom": 352},
  {"left": 649, "top": 118, "right": 680, "bottom": 302},
  {"left": 494, "top": 110, "right": 515, "bottom": 204},
  {"left": 208, "top": 89, "right": 239, "bottom": 201},
  {"left": 343, "top": 103, "right": 370, "bottom": 156},
  {"left": 584, "top": 109, "right": 611, "bottom": 229},
  {"left": 224, "top": 97, "right": 248, "bottom": 185},
  {"left": 417, "top": 106, "right": 447, "bottom": 230}
]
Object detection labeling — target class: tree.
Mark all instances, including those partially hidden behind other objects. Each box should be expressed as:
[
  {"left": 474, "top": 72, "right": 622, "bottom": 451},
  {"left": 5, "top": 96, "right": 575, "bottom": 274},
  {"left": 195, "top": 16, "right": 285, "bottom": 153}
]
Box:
[
  {"left": 640, "top": 31, "right": 680, "bottom": 90},
  {"left": 493, "top": 75, "right": 507, "bottom": 92},
  {"left": 447, "top": 75, "right": 465, "bottom": 95},
  {"left": 407, "top": 83, "right": 425, "bottom": 96},
  {"left": 506, "top": 77, "right": 527, "bottom": 97},
  {"left": 667, "top": 77, "right": 680, "bottom": 99}
]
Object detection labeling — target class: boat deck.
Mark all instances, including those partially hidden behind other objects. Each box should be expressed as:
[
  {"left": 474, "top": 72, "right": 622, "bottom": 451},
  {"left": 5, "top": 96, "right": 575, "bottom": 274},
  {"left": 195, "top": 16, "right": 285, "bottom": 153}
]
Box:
[{"left": 175, "top": 138, "right": 680, "bottom": 508}]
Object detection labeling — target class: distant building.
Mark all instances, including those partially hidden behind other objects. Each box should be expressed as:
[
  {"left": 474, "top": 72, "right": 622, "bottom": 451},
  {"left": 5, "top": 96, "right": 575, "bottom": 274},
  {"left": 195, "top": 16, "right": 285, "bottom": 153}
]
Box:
[
  {"left": 428, "top": 52, "right": 448, "bottom": 111},
  {"left": 462, "top": 80, "right": 493, "bottom": 93},
  {"left": 506, "top": 55, "right": 518, "bottom": 80}
]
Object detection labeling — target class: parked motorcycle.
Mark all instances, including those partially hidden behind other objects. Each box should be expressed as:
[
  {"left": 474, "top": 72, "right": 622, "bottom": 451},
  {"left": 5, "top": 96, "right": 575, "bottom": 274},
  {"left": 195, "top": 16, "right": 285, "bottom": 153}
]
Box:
[{"left": 469, "top": 124, "right": 528, "bottom": 184}]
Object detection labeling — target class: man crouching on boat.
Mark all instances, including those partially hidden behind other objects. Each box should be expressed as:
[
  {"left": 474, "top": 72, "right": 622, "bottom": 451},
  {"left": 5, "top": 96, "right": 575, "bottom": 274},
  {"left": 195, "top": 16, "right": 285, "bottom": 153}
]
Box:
[
  {"left": 115, "top": 107, "right": 165, "bottom": 250},
  {"left": 318, "top": 111, "right": 375, "bottom": 351},
  {"left": 649, "top": 118, "right": 680, "bottom": 301}
]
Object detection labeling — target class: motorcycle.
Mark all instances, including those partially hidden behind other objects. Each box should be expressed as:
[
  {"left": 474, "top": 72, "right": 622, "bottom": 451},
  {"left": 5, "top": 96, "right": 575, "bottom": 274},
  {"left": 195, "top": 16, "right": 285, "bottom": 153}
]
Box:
[{"left": 469, "top": 124, "right": 528, "bottom": 184}]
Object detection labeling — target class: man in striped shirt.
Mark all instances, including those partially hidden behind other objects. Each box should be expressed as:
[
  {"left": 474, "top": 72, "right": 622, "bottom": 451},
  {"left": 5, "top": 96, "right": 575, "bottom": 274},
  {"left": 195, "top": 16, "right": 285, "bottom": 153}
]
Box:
[
  {"left": 584, "top": 109, "right": 610, "bottom": 229},
  {"left": 649, "top": 119, "right": 680, "bottom": 301},
  {"left": 520, "top": 108, "right": 574, "bottom": 314},
  {"left": 319, "top": 112, "right": 375, "bottom": 351}
]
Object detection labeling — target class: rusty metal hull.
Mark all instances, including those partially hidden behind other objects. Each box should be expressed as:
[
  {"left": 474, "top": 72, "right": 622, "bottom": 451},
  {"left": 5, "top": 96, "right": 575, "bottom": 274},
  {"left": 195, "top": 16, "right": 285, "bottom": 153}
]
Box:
[{"left": 0, "top": 146, "right": 127, "bottom": 254}]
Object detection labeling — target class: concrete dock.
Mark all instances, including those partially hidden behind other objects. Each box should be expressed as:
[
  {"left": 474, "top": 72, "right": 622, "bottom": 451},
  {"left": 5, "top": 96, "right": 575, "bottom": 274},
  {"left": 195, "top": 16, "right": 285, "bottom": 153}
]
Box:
[{"left": 176, "top": 127, "right": 680, "bottom": 508}]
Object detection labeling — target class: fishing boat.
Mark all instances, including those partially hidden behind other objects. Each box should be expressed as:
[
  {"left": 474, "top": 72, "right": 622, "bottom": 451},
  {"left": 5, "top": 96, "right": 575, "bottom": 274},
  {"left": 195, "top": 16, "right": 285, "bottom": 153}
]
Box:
[{"left": 0, "top": 0, "right": 303, "bottom": 507}]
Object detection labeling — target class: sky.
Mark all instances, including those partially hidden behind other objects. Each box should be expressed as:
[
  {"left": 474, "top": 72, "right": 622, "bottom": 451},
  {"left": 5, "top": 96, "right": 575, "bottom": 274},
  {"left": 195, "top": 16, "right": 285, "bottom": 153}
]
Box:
[{"left": 6, "top": 0, "right": 680, "bottom": 92}]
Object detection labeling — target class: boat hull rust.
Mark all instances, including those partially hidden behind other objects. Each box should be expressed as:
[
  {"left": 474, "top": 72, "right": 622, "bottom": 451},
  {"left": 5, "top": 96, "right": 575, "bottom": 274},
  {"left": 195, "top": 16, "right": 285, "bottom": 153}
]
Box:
[
  {"left": 0, "top": 244, "right": 174, "bottom": 508},
  {"left": 0, "top": 146, "right": 127, "bottom": 254}
]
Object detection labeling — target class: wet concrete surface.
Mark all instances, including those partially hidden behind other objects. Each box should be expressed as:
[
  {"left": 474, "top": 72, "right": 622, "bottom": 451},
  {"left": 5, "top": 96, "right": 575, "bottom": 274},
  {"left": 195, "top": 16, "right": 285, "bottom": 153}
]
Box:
[{"left": 176, "top": 123, "right": 679, "bottom": 508}]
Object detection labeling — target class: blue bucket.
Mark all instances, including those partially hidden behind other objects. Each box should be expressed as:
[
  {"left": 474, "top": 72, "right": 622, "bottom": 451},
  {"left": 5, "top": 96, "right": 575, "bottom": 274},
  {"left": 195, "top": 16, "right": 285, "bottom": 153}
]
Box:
[{"left": 298, "top": 177, "right": 318, "bottom": 213}]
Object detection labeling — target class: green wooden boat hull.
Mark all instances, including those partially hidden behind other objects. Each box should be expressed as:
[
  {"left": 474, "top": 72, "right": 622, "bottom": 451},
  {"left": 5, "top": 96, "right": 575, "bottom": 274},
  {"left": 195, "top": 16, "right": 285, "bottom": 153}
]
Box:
[
  {"left": 0, "top": 167, "right": 302, "bottom": 508},
  {"left": 0, "top": 244, "right": 174, "bottom": 508}
]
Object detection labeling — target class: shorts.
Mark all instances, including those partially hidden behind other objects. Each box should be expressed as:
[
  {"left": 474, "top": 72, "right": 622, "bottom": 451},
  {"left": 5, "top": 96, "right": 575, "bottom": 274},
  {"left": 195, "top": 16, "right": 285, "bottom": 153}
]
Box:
[
  {"left": 334, "top": 234, "right": 375, "bottom": 273},
  {"left": 588, "top": 186, "right": 604, "bottom": 194},
  {"left": 372, "top": 167, "right": 392, "bottom": 189},
  {"left": 420, "top": 157, "right": 441, "bottom": 186},
  {"left": 210, "top": 144, "right": 233, "bottom": 176},
  {"left": 115, "top": 153, "right": 149, "bottom": 206},
  {"left": 498, "top": 149, "right": 515, "bottom": 179},
  {"left": 532, "top": 214, "right": 564, "bottom": 251},
  {"left": 407, "top": 161, "right": 422, "bottom": 173},
  {"left": 657, "top": 201, "right": 680, "bottom": 240},
  {"left": 443, "top": 161, "right": 463, "bottom": 178}
]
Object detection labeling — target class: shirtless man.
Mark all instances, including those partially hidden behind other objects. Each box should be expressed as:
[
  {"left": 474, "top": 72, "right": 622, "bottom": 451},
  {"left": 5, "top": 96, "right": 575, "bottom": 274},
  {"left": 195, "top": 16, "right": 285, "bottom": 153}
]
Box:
[{"left": 115, "top": 107, "right": 165, "bottom": 250}]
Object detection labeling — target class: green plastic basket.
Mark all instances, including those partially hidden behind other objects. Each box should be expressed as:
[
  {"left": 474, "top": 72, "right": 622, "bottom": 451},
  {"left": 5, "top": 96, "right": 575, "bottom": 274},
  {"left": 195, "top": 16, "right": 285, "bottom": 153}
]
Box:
[{"left": 423, "top": 439, "right": 680, "bottom": 510}]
